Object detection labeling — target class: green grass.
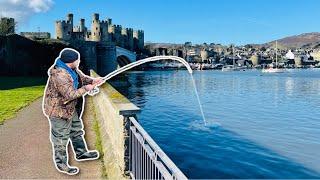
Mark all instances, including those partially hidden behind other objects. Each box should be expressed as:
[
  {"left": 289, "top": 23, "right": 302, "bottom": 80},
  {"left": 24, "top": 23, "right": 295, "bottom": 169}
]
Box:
[{"left": 0, "top": 77, "right": 46, "bottom": 124}]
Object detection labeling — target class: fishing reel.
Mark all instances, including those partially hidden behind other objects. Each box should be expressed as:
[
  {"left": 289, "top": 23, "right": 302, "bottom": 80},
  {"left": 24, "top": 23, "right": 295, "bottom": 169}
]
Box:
[{"left": 88, "top": 87, "right": 100, "bottom": 96}]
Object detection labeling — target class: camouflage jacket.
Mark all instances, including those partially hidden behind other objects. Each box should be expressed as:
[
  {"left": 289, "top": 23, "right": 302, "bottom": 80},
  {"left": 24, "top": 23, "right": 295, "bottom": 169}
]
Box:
[{"left": 43, "top": 66, "right": 93, "bottom": 120}]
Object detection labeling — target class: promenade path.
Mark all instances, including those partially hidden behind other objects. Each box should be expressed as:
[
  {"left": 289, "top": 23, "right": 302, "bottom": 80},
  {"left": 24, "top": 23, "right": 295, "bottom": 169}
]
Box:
[{"left": 0, "top": 97, "right": 103, "bottom": 179}]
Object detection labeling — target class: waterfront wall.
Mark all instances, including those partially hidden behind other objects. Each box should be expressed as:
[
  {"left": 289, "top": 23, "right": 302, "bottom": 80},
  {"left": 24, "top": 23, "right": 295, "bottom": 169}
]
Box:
[{"left": 89, "top": 70, "right": 140, "bottom": 179}]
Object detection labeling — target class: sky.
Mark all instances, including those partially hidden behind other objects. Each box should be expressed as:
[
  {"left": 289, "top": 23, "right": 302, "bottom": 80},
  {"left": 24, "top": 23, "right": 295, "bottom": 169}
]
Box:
[{"left": 1, "top": 0, "right": 320, "bottom": 45}]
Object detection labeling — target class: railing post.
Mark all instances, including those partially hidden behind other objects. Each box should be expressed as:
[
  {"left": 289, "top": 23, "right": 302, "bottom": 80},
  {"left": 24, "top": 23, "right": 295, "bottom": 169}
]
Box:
[{"left": 123, "top": 114, "right": 138, "bottom": 177}]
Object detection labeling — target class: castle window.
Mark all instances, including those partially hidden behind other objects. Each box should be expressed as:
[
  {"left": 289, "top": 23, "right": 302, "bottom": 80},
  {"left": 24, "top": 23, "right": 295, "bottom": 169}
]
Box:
[
  {"left": 68, "top": 31, "right": 70, "bottom": 35},
  {"left": 96, "top": 27, "right": 98, "bottom": 30}
]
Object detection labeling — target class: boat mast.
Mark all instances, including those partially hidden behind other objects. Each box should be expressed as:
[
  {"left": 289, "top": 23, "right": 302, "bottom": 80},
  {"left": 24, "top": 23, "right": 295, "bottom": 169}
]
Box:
[
  {"left": 232, "top": 46, "right": 235, "bottom": 68},
  {"left": 276, "top": 41, "right": 278, "bottom": 69}
]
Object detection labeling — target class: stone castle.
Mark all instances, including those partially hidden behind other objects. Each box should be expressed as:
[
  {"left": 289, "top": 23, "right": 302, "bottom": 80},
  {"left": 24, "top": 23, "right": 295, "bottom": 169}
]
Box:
[
  {"left": 55, "top": 13, "right": 144, "bottom": 52},
  {"left": 54, "top": 13, "right": 144, "bottom": 76}
]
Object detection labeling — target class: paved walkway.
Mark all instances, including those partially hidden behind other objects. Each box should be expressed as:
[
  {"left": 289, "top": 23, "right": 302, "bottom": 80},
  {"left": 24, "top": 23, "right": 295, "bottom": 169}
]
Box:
[{"left": 0, "top": 97, "right": 103, "bottom": 179}]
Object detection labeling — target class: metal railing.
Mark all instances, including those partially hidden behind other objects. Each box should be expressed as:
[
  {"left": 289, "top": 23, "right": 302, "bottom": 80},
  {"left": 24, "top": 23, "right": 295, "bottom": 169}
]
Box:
[{"left": 128, "top": 116, "right": 187, "bottom": 180}]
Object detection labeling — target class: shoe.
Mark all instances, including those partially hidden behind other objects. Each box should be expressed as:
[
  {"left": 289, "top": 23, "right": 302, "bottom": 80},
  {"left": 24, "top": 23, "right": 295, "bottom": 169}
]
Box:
[
  {"left": 56, "top": 164, "right": 79, "bottom": 175},
  {"left": 76, "top": 150, "right": 99, "bottom": 161}
]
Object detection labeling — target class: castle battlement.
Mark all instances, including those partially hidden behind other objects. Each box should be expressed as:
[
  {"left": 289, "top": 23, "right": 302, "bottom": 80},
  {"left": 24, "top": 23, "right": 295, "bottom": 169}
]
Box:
[{"left": 55, "top": 13, "right": 144, "bottom": 52}]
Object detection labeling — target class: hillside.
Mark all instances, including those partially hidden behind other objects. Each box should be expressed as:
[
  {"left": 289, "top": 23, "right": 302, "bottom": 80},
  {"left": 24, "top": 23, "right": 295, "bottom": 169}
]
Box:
[{"left": 268, "top": 32, "right": 320, "bottom": 49}]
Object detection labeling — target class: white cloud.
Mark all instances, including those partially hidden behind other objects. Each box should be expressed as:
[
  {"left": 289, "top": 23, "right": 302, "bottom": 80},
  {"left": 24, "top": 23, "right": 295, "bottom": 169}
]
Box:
[
  {"left": 28, "top": 0, "right": 53, "bottom": 13},
  {"left": 0, "top": 0, "right": 53, "bottom": 23}
]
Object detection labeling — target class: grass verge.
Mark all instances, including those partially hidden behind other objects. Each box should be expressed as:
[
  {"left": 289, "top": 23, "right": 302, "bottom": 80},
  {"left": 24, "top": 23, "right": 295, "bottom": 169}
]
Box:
[{"left": 0, "top": 85, "right": 45, "bottom": 124}]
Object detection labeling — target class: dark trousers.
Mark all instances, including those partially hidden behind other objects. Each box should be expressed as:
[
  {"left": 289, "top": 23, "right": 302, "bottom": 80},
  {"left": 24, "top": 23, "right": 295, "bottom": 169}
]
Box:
[{"left": 49, "top": 111, "right": 88, "bottom": 166}]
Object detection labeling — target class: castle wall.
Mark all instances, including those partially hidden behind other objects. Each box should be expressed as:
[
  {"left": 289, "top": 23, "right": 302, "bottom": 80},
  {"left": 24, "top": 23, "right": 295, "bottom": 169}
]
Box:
[
  {"left": 73, "top": 41, "right": 98, "bottom": 72},
  {"left": 20, "top": 32, "right": 51, "bottom": 40}
]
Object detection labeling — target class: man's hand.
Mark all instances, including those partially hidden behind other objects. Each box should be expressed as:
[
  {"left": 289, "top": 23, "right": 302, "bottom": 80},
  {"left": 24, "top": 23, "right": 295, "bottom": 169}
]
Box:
[
  {"left": 93, "top": 78, "right": 104, "bottom": 86},
  {"left": 84, "top": 84, "right": 96, "bottom": 91}
]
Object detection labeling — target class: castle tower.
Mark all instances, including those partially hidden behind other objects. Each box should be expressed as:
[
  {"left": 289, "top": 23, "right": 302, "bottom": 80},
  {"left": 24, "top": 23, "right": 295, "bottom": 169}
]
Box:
[
  {"left": 121, "top": 28, "right": 134, "bottom": 51},
  {"left": 79, "top": 18, "right": 86, "bottom": 32},
  {"left": 100, "top": 19, "right": 109, "bottom": 42},
  {"left": 106, "top": 18, "right": 112, "bottom": 25},
  {"left": 0, "top": 17, "right": 15, "bottom": 34},
  {"left": 91, "top": 13, "right": 101, "bottom": 41},
  {"left": 55, "top": 13, "right": 73, "bottom": 40},
  {"left": 55, "top": 20, "right": 72, "bottom": 40},
  {"left": 109, "top": 25, "right": 123, "bottom": 46},
  {"left": 66, "top": 13, "right": 73, "bottom": 27},
  {"left": 108, "top": 25, "right": 115, "bottom": 41},
  {"left": 66, "top": 13, "right": 74, "bottom": 37},
  {"left": 133, "top": 30, "right": 144, "bottom": 52},
  {"left": 121, "top": 28, "right": 128, "bottom": 49},
  {"left": 115, "top": 25, "right": 123, "bottom": 46},
  {"left": 55, "top": 20, "right": 64, "bottom": 39},
  {"left": 127, "top": 28, "right": 134, "bottom": 51}
]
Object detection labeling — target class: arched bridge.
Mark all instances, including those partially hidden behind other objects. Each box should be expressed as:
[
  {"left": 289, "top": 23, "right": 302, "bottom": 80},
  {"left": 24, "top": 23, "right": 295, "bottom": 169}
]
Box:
[{"left": 116, "top": 46, "right": 136, "bottom": 67}]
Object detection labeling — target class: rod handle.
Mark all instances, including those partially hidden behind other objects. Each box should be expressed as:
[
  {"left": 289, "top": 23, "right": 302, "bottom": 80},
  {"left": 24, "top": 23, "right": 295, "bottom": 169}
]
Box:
[{"left": 88, "top": 87, "right": 100, "bottom": 96}]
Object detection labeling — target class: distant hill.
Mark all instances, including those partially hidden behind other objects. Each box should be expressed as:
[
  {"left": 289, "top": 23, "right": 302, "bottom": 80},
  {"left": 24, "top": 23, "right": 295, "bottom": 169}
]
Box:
[
  {"left": 146, "top": 32, "right": 320, "bottom": 50},
  {"left": 267, "top": 32, "right": 320, "bottom": 49}
]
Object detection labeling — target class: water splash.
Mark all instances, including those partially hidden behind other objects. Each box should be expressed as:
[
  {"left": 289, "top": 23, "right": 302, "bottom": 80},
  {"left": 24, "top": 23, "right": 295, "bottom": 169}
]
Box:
[
  {"left": 189, "top": 119, "right": 221, "bottom": 132},
  {"left": 191, "top": 74, "right": 207, "bottom": 126}
]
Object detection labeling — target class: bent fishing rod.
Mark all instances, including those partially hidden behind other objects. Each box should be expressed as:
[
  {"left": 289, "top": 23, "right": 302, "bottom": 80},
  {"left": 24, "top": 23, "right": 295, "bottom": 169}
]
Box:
[
  {"left": 88, "top": 56, "right": 193, "bottom": 95},
  {"left": 63, "top": 56, "right": 193, "bottom": 104}
]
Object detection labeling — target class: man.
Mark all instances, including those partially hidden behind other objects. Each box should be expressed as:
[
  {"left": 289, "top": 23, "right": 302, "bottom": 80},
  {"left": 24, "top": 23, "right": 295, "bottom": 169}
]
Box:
[{"left": 42, "top": 48, "right": 103, "bottom": 175}]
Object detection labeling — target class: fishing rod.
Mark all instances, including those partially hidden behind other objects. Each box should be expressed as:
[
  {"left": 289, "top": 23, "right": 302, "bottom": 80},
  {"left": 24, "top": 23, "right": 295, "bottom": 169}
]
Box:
[
  {"left": 87, "top": 56, "right": 193, "bottom": 96},
  {"left": 63, "top": 56, "right": 194, "bottom": 105}
]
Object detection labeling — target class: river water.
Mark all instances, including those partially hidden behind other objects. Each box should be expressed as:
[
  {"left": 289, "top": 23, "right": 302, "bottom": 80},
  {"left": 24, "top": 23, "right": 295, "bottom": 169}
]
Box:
[{"left": 115, "top": 69, "right": 320, "bottom": 179}]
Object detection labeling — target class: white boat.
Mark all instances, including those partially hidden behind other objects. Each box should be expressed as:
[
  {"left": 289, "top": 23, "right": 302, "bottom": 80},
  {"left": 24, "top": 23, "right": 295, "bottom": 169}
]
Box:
[
  {"left": 262, "top": 67, "right": 286, "bottom": 73},
  {"left": 262, "top": 41, "right": 286, "bottom": 73},
  {"left": 201, "top": 63, "right": 212, "bottom": 70},
  {"left": 222, "top": 65, "right": 239, "bottom": 71},
  {"left": 222, "top": 46, "right": 243, "bottom": 72}
]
